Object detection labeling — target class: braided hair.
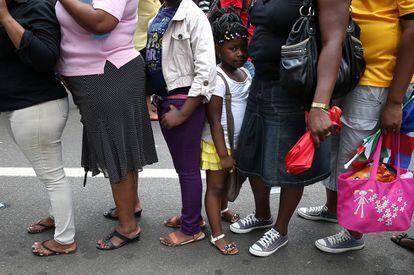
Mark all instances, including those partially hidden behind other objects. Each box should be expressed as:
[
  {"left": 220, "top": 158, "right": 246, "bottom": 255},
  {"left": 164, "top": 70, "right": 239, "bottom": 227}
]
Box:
[{"left": 209, "top": 8, "right": 248, "bottom": 45}]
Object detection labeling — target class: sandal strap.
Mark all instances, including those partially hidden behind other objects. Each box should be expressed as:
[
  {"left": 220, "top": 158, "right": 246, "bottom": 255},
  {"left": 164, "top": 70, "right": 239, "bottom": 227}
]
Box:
[
  {"left": 165, "top": 216, "right": 180, "bottom": 225},
  {"left": 168, "top": 232, "right": 180, "bottom": 244},
  {"left": 31, "top": 219, "right": 55, "bottom": 228},
  {"left": 210, "top": 234, "right": 225, "bottom": 243},
  {"left": 40, "top": 241, "right": 61, "bottom": 254},
  {"left": 396, "top": 233, "right": 409, "bottom": 244},
  {"left": 112, "top": 230, "right": 134, "bottom": 243},
  {"left": 103, "top": 207, "right": 117, "bottom": 216},
  {"left": 31, "top": 222, "right": 52, "bottom": 229},
  {"left": 220, "top": 208, "right": 229, "bottom": 214},
  {"left": 40, "top": 240, "right": 75, "bottom": 255},
  {"left": 224, "top": 243, "right": 237, "bottom": 252}
]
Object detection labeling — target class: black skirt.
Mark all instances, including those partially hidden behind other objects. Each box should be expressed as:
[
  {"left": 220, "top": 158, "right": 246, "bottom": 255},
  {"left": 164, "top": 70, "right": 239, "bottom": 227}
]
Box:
[{"left": 64, "top": 56, "right": 158, "bottom": 184}]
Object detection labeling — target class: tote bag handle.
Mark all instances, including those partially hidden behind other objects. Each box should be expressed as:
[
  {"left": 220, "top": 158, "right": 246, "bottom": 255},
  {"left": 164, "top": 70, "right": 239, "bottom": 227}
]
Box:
[
  {"left": 390, "top": 133, "right": 402, "bottom": 178},
  {"left": 370, "top": 134, "right": 401, "bottom": 181}
]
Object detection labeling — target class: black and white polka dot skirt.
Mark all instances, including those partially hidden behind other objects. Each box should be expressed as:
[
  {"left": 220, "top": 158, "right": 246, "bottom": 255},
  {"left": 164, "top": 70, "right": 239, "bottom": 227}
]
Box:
[{"left": 64, "top": 56, "right": 158, "bottom": 184}]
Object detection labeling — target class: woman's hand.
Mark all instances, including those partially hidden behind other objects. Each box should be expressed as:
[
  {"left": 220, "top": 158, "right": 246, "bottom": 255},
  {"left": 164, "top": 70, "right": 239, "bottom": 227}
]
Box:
[
  {"left": 0, "top": 0, "right": 11, "bottom": 24},
  {"left": 308, "top": 107, "right": 333, "bottom": 147},
  {"left": 220, "top": 155, "right": 236, "bottom": 171},
  {"left": 380, "top": 101, "right": 402, "bottom": 134},
  {"left": 160, "top": 105, "right": 186, "bottom": 129}
]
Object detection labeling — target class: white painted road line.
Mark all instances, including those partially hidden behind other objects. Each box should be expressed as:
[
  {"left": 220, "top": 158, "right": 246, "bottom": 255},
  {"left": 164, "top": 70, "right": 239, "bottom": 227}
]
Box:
[
  {"left": 0, "top": 167, "right": 204, "bottom": 179},
  {"left": 0, "top": 167, "right": 280, "bottom": 193}
]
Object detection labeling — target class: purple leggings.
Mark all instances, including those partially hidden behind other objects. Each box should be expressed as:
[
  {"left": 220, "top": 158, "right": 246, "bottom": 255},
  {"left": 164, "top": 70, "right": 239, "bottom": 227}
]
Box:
[{"left": 158, "top": 98, "right": 205, "bottom": 235}]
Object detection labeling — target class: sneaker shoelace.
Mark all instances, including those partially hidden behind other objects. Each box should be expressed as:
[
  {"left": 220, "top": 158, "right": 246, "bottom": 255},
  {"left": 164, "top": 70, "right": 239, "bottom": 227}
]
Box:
[
  {"left": 239, "top": 213, "right": 259, "bottom": 227},
  {"left": 308, "top": 205, "right": 326, "bottom": 215},
  {"left": 258, "top": 229, "right": 280, "bottom": 248},
  {"left": 326, "top": 230, "right": 351, "bottom": 245}
]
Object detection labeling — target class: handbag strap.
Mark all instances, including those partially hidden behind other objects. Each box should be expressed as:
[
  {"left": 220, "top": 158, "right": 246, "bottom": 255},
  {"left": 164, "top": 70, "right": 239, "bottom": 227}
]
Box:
[
  {"left": 217, "top": 71, "right": 235, "bottom": 152},
  {"left": 301, "top": 0, "right": 353, "bottom": 17}
]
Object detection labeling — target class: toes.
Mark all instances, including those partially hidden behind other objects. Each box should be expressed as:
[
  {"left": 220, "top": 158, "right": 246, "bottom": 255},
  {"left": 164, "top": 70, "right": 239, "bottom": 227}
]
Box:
[{"left": 32, "top": 242, "right": 41, "bottom": 250}]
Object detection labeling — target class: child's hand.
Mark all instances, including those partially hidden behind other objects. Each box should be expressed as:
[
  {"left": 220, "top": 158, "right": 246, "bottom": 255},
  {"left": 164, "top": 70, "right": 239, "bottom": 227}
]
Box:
[
  {"left": 161, "top": 105, "right": 185, "bottom": 129},
  {"left": 220, "top": 156, "right": 236, "bottom": 172}
]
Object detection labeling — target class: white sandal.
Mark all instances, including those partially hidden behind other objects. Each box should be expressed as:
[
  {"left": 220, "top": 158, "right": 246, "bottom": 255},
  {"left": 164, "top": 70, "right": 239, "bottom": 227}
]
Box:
[{"left": 210, "top": 234, "right": 239, "bottom": 255}]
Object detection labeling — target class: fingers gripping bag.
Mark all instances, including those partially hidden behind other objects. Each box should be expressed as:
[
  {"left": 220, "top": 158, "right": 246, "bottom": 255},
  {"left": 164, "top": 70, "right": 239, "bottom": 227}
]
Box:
[{"left": 285, "top": 106, "right": 342, "bottom": 174}]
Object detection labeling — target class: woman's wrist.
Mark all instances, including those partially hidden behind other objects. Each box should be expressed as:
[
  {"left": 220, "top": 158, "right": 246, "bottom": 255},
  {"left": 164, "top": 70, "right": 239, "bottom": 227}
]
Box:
[
  {"left": 0, "top": 12, "right": 12, "bottom": 25},
  {"left": 311, "top": 102, "right": 329, "bottom": 110}
]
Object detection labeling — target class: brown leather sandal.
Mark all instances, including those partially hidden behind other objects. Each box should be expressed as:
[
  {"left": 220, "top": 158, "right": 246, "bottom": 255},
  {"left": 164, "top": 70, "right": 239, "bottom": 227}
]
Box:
[
  {"left": 160, "top": 231, "right": 205, "bottom": 247},
  {"left": 164, "top": 215, "right": 206, "bottom": 228},
  {"left": 27, "top": 219, "right": 55, "bottom": 234},
  {"left": 32, "top": 240, "right": 77, "bottom": 257}
]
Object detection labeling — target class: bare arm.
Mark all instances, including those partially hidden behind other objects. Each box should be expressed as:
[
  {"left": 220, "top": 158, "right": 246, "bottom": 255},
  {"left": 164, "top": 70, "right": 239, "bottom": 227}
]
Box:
[
  {"left": 58, "top": 0, "right": 119, "bottom": 34},
  {"left": 308, "top": 0, "right": 349, "bottom": 146},
  {"left": 380, "top": 18, "right": 414, "bottom": 133},
  {"left": 206, "top": 95, "right": 235, "bottom": 170},
  {"left": 207, "top": 96, "right": 228, "bottom": 158}
]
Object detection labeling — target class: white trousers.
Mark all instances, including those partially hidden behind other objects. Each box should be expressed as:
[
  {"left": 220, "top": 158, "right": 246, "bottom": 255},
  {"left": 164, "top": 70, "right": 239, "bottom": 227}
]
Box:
[{"left": 1, "top": 98, "right": 75, "bottom": 244}]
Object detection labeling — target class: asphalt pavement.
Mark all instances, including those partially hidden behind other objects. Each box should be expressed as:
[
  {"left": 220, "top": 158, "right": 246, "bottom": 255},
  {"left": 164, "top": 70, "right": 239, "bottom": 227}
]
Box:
[{"left": 0, "top": 103, "right": 413, "bottom": 275}]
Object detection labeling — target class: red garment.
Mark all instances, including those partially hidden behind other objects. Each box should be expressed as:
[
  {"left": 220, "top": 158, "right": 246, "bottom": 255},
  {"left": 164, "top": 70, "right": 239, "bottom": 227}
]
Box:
[{"left": 220, "top": 0, "right": 254, "bottom": 39}]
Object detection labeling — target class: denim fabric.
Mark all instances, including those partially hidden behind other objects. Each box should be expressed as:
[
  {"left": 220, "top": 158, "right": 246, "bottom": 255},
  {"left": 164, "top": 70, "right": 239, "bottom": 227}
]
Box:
[
  {"left": 243, "top": 61, "right": 255, "bottom": 79},
  {"left": 236, "top": 77, "right": 331, "bottom": 187}
]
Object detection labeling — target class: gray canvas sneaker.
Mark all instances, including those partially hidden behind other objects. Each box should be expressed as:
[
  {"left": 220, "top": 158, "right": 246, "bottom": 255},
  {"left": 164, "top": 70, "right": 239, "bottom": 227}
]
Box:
[
  {"left": 297, "top": 205, "right": 338, "bottom": 223},
  {"left": 315, "top": 229, "right": 365, "bottom": 253},
  {"left": 230, "top": 213, "right": 274, "bottom": 234},
  {"left": 249, "top": 228, "right": 288, "bottom": 257}
]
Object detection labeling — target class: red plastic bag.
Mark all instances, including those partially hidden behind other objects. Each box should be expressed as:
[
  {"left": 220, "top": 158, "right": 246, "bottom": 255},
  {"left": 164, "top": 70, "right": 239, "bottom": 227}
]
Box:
[
  {"left": 285, "top": 106, "right": 342, "bottom": 174},
  {"left": 286, "top": 131, "right": 315, "bottom": 174}
]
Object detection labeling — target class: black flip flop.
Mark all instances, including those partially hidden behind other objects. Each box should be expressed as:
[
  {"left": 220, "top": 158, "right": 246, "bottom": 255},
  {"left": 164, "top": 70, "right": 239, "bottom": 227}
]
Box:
[
  {"left": 103, "top": 207, "right": 142, "bottom": 221},
  {"left": 96, "top": 230, "right": 141, "bottom": 250}
]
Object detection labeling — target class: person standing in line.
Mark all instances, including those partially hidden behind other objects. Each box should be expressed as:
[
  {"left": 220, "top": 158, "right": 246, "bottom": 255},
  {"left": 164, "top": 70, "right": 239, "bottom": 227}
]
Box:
[
  {"left": 0, "top": 0, "right": 76, "bottom": 256},
  {"left": 145, "top": 0, "right": 216, "bottom": 246},
  {"left": 298, "top": 0, "right": 414, "bottom": 253},
  {"left": 230, "top": 0, "right": 351, "bottom": 257},
  {"left": 202, "top": 9, "right": 251, "bottom": 255},
  {"left": 136, "top": 0, "right": 161, "bottom": 122},
  {"left": 54, "top": 0, "right": 158, "bottom": 251},
  {"left": 102, "top": 0, "right": 161, "bottom": 222}
]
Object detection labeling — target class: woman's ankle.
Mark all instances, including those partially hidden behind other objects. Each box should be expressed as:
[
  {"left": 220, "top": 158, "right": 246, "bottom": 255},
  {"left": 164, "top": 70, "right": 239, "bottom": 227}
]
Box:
[{"left": 117, "top": 223, "right": 139, "bottom": 234}]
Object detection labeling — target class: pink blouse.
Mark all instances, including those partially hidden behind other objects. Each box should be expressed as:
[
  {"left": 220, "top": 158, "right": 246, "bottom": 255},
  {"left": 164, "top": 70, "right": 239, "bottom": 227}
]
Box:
[{"left": 56, "top": 0, "right": 139, "bottom": 77}]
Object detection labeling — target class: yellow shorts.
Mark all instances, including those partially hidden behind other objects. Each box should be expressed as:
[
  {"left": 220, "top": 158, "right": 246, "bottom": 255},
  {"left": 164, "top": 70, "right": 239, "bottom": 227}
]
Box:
[{"left": 200, "top": 140, "right": 231, "bottom": 171}]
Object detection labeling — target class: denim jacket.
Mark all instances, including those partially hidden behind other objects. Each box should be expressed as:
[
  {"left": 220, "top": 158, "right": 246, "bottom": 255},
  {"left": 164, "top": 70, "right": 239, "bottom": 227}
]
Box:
[{"left": 160, "top": 0, "right": 216, "bottom": 102}]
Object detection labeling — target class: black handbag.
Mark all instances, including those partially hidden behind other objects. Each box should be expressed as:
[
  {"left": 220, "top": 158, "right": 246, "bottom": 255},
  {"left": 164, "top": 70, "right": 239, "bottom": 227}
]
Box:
[
  {"left": 280, "top": 0, "right": 365, "bottom": 105},
  {"left": 217, "top": 71, "right": 247, "bottom": 202}
]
